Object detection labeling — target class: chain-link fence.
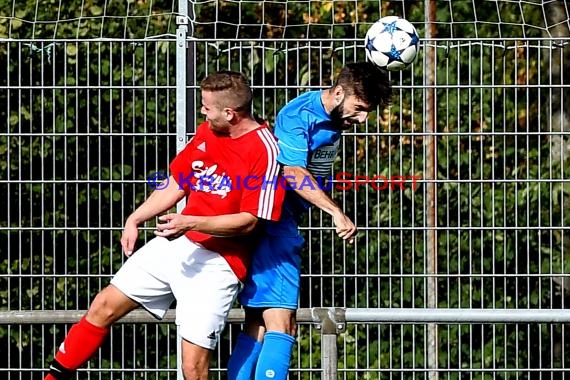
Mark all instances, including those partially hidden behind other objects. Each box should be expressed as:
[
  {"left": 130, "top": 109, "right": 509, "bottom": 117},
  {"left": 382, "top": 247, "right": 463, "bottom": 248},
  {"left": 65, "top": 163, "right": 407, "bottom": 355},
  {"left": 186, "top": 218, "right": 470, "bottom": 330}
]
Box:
[{"left": 2, "top": 1, "right": 570, "bottom": 378}]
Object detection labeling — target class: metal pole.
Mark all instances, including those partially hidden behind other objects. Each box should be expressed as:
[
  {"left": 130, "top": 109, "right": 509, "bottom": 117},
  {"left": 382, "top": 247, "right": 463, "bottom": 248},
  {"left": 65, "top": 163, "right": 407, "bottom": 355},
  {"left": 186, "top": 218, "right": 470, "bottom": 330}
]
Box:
[
  {"left": 321, "top": 334, "right": 338, "bottom": 379},
  {"left": 424, "top": 1, "right": 438, "bottom": 379},
  {"left": 176, "top": 0, "right": 188, "bottom": 154},
  {"left": 186, "top": 1, "right": 196, "bottom": 133},
  {"left": 175, "top": 0, "right": 189, "bottom": 378},
  {"left": 344, "top": 308, "right": 570, "bottom": 323},
  {"left": 6, "top": 308, "right": 570, "bottom": 325},
  {"left": 311, "top": 308, "right": 345, "bottom": 379}
]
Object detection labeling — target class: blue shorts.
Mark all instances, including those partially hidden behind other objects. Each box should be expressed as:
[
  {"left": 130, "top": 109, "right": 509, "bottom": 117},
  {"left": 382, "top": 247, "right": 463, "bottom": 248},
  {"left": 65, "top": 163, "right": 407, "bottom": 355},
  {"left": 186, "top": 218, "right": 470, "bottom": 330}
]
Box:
[{"left": 239, "top": 233, "right": 305, "bottom": 310}]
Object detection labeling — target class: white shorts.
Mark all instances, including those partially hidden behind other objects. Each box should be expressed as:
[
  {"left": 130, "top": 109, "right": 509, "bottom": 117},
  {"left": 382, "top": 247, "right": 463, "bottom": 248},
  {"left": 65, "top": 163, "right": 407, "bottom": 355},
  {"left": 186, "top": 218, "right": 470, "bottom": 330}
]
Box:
[{"left": 110, "top": 236, "right": 240, "bottom": 350}]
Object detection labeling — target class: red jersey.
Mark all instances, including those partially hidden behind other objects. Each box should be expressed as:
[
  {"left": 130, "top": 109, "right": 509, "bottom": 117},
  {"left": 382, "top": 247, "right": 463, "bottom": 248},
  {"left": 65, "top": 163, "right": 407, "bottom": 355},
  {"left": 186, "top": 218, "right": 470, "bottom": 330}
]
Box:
[{"left": 169, "top": 121, "right": 284, "bottom": 281}]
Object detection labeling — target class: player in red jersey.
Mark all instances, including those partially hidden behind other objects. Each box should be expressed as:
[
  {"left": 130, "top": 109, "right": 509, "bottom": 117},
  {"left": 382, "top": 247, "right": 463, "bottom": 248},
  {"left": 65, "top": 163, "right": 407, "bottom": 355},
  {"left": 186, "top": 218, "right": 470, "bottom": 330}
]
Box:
[{"left": 45, "top": 71, "right": 284, "bottom": 380}]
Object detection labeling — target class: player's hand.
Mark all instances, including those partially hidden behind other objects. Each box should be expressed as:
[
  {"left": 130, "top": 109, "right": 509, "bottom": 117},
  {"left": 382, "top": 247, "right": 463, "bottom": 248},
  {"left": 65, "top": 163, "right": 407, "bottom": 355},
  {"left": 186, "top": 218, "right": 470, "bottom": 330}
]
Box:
[
  {"left": 332, "top": 211, "right": 357, "bottom": 244},
  {"left": 154, "top": 213, "right": 194, "bottom": 238},
  {"left": 121, "top": 220, "right": 139, "bottom": 257}
]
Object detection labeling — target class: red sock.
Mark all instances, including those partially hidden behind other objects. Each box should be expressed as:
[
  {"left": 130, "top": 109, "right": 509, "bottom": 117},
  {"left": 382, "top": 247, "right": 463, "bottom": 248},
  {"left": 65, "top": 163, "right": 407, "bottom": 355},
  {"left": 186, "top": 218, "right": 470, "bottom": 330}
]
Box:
[{"left": 45, "top": 316, "right": 109, "bottom": 379}]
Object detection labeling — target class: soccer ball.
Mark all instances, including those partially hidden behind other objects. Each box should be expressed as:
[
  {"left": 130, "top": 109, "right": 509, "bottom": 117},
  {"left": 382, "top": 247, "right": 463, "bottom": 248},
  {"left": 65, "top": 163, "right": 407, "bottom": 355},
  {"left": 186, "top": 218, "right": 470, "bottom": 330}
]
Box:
[{"left": 365, "top": 16, "right": 420, "bottom": 71}]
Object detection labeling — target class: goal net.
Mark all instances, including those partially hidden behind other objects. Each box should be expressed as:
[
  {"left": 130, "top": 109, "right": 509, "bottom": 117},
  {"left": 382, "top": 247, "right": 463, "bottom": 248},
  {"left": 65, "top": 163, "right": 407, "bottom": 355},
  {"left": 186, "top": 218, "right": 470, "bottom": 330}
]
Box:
[
  {"left": 2, "top": 1, "right": 568, "bottom": 39},
  {"left": 1, "top": 0, "right": 177, "bottom": 39},
  {"left": 189, "top": 0, "right": 570, "bottom": 39}
]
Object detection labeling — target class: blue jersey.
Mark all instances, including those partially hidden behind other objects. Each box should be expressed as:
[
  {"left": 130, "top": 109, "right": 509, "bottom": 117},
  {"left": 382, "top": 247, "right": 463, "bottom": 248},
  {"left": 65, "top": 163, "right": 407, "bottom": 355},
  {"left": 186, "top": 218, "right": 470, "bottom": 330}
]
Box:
[{"left": 265, "top": 90, "right": 341, "bottom": 236}]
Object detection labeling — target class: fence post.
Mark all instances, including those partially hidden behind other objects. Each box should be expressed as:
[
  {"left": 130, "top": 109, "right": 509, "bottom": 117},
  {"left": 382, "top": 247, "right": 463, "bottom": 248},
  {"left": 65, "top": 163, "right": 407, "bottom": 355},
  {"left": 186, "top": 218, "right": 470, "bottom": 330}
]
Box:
[
  {"left": 311, "top": 308, "right": 345, "bottom": 379},
  {"left": 424, "top": 1, "right": 439, "bottom": 379},
  {"left": 175, "top": 0, "right": 188, "bottom": 378}
]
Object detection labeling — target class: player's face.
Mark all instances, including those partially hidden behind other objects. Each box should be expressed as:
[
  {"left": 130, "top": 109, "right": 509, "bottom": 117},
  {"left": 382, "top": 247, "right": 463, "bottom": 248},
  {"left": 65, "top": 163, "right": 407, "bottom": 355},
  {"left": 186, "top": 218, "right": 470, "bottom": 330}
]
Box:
[
  {"left": 200, "top": 90, "right": 231, "bottom": 135},
  {"left": 331, "top": 95, "right": 372, "bottom": 130}
]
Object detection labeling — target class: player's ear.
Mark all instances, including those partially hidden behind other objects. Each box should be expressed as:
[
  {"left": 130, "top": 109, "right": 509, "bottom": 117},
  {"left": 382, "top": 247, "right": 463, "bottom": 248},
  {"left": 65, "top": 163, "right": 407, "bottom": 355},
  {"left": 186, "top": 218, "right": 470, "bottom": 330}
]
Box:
[
  {"left": 224, "top": 108, "right": 235, "bottom": 122},
  {"left": 333, "top": 86, "right": 345, "bottom": 107}
]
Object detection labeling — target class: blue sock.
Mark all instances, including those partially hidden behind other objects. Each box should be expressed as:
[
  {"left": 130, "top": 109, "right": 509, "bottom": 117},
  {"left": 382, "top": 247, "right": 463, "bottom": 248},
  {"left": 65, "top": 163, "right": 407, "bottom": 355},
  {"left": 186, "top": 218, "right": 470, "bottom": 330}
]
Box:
[
  {"left": 255, "top": 331, "right": 295, "bottom": 380},
  {"left": 228, "top": 333, "right": 263, "bottom": 380}
]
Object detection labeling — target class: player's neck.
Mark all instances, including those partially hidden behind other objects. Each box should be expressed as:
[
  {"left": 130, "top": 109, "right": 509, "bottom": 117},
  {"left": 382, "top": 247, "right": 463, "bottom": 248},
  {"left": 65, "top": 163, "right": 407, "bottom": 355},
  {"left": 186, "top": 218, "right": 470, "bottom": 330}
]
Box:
[
  {"left": 321, "top": 89, "right": 336, "bottom": 114},
  {"left": 228, "top": 117, "right": 261, "bottom": 139}
]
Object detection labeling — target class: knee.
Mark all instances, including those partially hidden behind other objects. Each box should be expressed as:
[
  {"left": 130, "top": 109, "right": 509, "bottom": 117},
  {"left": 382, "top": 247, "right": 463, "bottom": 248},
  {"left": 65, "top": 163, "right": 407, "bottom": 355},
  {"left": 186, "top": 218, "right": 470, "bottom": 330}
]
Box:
[
  {"left": 182, "top": 358, "right": 209, "bottom": 380},
  {"left": 263, "top": 309, "right": 297, "bottom": 336},
  {"left": 86, "top": 287, "right": 123, "bottom": 326}
]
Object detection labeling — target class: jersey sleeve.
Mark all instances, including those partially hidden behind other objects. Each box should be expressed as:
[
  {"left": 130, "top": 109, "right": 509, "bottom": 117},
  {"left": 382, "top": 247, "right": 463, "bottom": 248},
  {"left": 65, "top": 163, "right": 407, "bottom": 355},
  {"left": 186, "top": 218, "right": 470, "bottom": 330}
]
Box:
[
  {"left": 240, "top": 128, "right": 285, "bottom": 221},
  {"left": 169, "top": 126, "right": 201, "bottom": 193},
  {"left": 274, "top": 110, "right": 310, "bottom": 168}
]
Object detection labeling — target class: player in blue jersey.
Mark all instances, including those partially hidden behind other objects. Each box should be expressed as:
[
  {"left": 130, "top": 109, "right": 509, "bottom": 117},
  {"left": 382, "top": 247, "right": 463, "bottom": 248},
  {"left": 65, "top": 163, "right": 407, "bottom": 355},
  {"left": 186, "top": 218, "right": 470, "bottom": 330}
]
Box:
[{"left": 227, "top": 62, "right": 393, "bottom": 380}]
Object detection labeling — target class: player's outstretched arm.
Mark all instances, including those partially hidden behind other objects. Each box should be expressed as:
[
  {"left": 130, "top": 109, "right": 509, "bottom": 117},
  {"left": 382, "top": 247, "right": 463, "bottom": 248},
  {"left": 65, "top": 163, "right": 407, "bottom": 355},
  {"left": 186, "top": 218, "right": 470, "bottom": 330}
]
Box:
[
  {"left": 154, "top": 212, "right": 258, "bottom": 238},
  {"left": 283, "top": 165, "right": 357, "bottom": 243},
  {"left": 120, "top": 175, "right": 186, "bottom": 256}
]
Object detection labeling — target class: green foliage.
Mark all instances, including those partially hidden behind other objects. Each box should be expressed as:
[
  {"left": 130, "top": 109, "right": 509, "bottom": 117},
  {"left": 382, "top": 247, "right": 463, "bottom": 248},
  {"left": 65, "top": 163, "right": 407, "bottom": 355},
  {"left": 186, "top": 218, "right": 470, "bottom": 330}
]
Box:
[
  {"left": 2, "top": 0, "right": 570, "bottom": 377},
  {"left": 0, "top": 0, "right": 177, "bottom": 374}
]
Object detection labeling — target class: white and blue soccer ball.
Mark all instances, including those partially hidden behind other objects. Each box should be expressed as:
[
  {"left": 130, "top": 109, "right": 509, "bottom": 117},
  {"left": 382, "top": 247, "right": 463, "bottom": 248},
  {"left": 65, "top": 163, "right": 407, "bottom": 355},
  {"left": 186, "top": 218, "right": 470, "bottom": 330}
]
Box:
[{"left": 365, "top": 16, "right": 420, "bottom": 71}]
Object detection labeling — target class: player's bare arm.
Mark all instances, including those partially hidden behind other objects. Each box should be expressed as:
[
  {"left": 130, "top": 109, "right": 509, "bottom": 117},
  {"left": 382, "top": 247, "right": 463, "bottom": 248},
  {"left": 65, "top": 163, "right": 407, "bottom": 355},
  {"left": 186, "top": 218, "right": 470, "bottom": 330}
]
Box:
[
  {"left": 120, "top": 175, "right": 186, "bottom": 256},
  {"left": 283, "top": 165, "right": 357, "bottom": 243},
  {"left": 154, "top": 212, "right": 258, "bottom": 238}
]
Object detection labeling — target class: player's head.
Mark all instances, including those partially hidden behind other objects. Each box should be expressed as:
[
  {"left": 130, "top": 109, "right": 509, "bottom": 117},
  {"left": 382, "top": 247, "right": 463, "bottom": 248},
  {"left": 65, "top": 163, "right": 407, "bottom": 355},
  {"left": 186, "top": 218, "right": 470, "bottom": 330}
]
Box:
[
  {"left": 200, "top": 71, "right": 253, "bottom": 134},
  {"left": 329, "top": 62, "right": 392, "bottom": 129}
]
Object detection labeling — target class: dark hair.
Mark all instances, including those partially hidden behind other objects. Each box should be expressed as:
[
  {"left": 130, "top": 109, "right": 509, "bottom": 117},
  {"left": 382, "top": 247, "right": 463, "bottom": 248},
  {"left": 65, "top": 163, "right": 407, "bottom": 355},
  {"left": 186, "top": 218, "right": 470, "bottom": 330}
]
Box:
[
  {"left": 200, "top": 70, "right": 253, "bottom": 114},
  {"left": 333, "top": 62, "right": 393, "bottom": 109}
]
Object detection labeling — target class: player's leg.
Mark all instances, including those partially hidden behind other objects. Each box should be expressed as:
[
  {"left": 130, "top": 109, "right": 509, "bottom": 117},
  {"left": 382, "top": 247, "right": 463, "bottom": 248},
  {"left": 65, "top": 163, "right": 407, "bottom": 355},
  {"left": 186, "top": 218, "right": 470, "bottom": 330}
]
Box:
[
  {"left": 228, "top": 235, "right": 284, "bottom": 380},
  {"left": 262, "top": 308, "right": 297, "bottom": 335},
  {"left": 232, "top": 234, "right": 304, "bottom": 380},
  {"left": 227, "top": 308, "right": 265, "bottom": 380},
  {"left": 231, "top": 308, "right": 296, "bottom": 380},
  {"left": 45, "top": 285, "right": 139, "bottom": 380},
  {"left": 46, "top": 236, "right": 178, "bottom": 380},
  {"left": 180, "top": 340, "right": 212, "bottom": 380},
  {"left": 171, "top": 238, "right": 241, "bottom": 379},
  {"left": 254, "top": 308, "right": 296, "bottom": 380}
]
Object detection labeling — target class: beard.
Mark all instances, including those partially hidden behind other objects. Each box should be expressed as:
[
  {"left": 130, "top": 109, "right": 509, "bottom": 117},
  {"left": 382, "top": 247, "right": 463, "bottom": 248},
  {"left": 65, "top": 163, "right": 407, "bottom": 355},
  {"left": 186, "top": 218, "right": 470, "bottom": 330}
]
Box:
[
  {"left": 208, "top": 120, "right": 230, "bottom": 136},
  {"left": 330, "top": 101, "right": 359, "bottom": 130}
]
